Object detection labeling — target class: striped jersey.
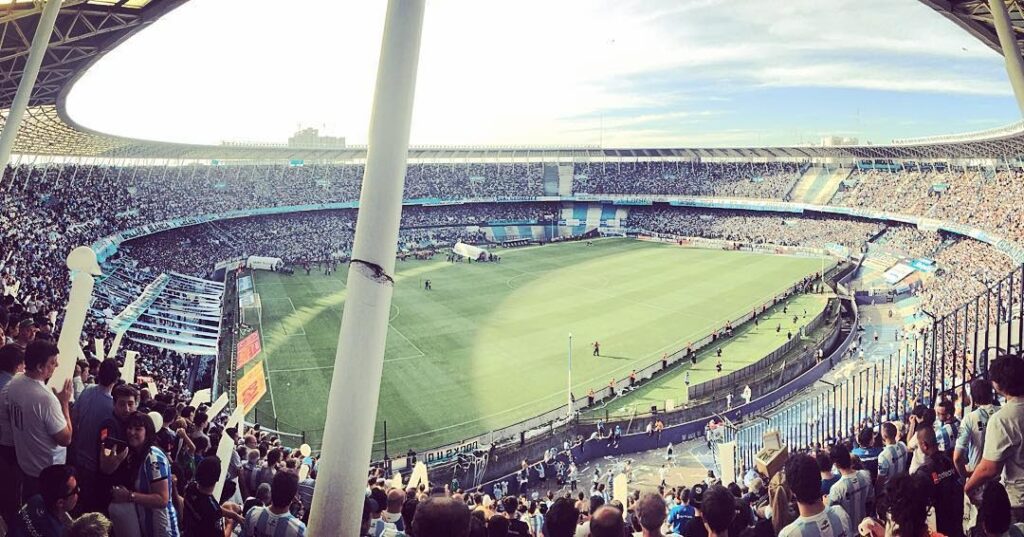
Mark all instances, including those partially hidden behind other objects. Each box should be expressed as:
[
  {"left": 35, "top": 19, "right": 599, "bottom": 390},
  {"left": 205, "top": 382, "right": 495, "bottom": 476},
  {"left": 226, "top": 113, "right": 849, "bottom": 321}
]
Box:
[
  {"left": 243, "top": 506, "right": 307, "bottom": 537},
  {"left": 827, "top": 469, "right": 873, "bottom": 526},
  {"left": 135, "top": 446, "right": 180, "bottom": 537},
  {"left": 935, "top": 422, "right": 956, "bottom": 452},
  {"left": 778, "top": 505, "right": 852, "bottom": 537},
  {"left": 878, "top": 442, "right": 908, "bottom": 481},
  {"left": 956, "top": 405, "right": 996, "bottom": 472}
]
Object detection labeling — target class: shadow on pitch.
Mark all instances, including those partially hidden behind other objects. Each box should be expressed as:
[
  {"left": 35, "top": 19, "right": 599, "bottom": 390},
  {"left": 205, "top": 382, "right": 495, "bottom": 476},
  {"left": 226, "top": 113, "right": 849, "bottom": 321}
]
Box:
[{"left": 596, "top": 354, "right": 631, "bottom": 361}]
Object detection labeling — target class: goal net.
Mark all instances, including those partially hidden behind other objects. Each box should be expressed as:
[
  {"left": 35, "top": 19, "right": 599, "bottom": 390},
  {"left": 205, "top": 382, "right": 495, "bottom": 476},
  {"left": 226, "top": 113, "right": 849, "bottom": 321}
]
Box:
[{"left": 240, "top": 292, "right": 262, "bottom": 328}]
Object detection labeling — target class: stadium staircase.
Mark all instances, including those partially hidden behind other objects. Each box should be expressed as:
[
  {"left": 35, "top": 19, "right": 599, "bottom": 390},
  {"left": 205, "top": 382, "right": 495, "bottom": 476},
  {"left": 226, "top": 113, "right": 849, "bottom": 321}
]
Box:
[
  {"left": 555, "top": 164, "right": 574, "bottom": 196},
  {"left": 815, "top": 167, "right": 851, "bottom": 204},
  {"left": 787, "top": 166, "right": 851, "bottom": 204},
  {"left": 786, "top": 166, "right": 826, "bottom": 202}
]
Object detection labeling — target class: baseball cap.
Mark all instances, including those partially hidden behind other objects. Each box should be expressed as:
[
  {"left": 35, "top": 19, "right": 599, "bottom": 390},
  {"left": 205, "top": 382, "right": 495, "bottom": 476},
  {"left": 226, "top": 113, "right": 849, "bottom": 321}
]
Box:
[
  {"left": 17, "top": 318, "right": 35, "bottom": 330},
  {"left": 691, "top": 483, "right": 707, "bottom": 509}
]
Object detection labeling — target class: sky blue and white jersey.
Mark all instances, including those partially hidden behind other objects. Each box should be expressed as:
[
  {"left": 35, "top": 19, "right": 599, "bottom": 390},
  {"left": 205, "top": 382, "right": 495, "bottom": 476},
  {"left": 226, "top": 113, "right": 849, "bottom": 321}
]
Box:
[
  {"left": 135, "top": 446, "right": 179, "bottom": 537},
  {"left": 828, "top": 470, "right": 872, "bottom": 526},
  {"left": 778, "top": 505, "right": 852, "bottom": 537},
  {"left": 243, "top": 506, "right": 307, "bottom": 537},
  {"left": 877, "top": 442, "right": 908, "bottom": 481},
  {"left": 935, "top": 422, "right": 956, "bottom": 452},
  {"left": 956, "top": 405, "right": 996, "bottom": 472}
]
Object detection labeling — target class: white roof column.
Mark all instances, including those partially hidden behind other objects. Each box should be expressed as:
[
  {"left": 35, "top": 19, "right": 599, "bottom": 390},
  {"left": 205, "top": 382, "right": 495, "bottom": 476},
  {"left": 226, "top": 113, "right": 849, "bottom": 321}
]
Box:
[
  {"left": 0, "top": 0, "right": 63, "bottom": 173},
  {"left": 307, "top": 0, "right": 426, "bottom": 534},
  {"left": 989, "top": 0, "right": 1024, "bottom": 116}
]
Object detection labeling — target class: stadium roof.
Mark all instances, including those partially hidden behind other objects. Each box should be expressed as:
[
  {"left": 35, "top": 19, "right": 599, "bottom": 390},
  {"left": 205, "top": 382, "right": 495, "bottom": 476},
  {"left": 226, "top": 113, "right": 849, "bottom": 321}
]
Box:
[
  {"left": 3, "top": 0, "right": 1024, "bottom": 161},
  {"left": 920, "top": 0, "right": 1023, "bottom": 55}
]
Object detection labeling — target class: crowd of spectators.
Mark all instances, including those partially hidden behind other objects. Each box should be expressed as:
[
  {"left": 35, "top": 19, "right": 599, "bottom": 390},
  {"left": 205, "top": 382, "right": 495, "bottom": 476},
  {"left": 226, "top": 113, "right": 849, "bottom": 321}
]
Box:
[
  {"left": 117, "top": 203, "right": 553, "bottom": 277},
  {"left": 917, "top": 239, "right": 1020, "bottom": 318},
  {"left": 872, "top": 227, "right": 944, "bottom": 261},
  {"left": 625, "top": 207, "right": 883, "bottom": 251},
  {"left": 573, "top": 161, "right": 802, "bottom": 199},
  {"left": 2, "top": 159, "right": 1024, "bottom": 537},
  {"left": 836, "top": 167, "right": 1024, "bottom": 252}
]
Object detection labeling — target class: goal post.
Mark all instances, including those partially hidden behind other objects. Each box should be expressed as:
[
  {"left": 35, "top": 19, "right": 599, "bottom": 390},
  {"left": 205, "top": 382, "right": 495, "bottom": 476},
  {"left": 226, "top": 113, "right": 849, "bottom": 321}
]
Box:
[{"left": 240, "top": 292, "right": 262, "bottom": 327}]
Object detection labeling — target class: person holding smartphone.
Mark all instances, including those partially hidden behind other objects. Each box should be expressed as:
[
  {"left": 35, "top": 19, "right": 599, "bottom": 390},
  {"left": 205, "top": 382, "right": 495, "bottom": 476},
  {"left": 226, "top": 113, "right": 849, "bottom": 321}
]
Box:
[{"left": 110, "top": 411, "right": 179, "bottom": 537}]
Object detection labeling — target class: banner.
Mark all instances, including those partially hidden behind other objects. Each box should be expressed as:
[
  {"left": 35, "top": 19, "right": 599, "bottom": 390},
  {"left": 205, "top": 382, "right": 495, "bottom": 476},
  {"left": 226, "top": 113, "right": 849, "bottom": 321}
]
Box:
[
  {"left": 236, "top": 360, "right": 267, "bottom": 414},
  {"left": 237, "top": 331, "right": 262, "bottom": 370}
]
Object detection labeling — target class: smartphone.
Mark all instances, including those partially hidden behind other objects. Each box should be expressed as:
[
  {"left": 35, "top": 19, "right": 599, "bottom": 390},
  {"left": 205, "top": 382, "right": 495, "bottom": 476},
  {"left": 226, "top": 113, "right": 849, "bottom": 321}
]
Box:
[{"left": 103, "top": 437, "right": 128, "bottom": 451}]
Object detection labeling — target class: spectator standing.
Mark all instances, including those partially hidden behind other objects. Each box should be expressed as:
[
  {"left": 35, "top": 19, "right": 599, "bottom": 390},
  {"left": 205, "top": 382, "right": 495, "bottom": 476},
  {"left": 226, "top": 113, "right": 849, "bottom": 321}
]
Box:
[
  {"left": 851, "top": 427, "right": 881, "bottom": 478},
  {"left": 1, "top": 340, "right": 73, "bottom": 499},
  {"left": 69, "top": 360, "right": 120, "bottom": 514},
  {"left": 859, "top": 473, "right": 931, "bottom": 537},
  {"left": 372, "top": 487, "right": 406, "bottom": 537},
  {"left": 966, "top": 355, "right": 1024, "bottom": 524},
  {"left": 669, "top": 488, "right": 696, "bottom": 536},
  {"left": 876, "top": 422, "right": 907, "bottom": 493},
  {"left": 779, "top": 453, "right": 852, "bottom": 537},
  {"left": 827, "top": 445, "right": 872, "bottom": 527},
  {"left": 682, "top": 484, "right": 708, "bottom": 537},
  {"left": 700, "top": 486, "right": 735, "bottom": 537},
  {"left": 913, "top": 426, "right": 964, "bottom": 537},
  {"left": 109, "top": 412, "right": 178, "bottom": 537},
  {"left": 589, "top": 504, "right": 625, "bottom": 537},
  {"left": 816, "top": 451, "right": 839, "bottom": 496},
  {"left": 242, "top": 471, "right": 306, "bottom": 537},
  {"left": 0, "top": 344, "right": 25, "bottom": 525},
  {"left": 411, "top": 496, "right": 470, "bottom": 537},
  {"left": 182, "top": 456, "right": 243, "bottom": 537},
  {"left": 956, "top": 378, "right": 998, "bottom": 520}
]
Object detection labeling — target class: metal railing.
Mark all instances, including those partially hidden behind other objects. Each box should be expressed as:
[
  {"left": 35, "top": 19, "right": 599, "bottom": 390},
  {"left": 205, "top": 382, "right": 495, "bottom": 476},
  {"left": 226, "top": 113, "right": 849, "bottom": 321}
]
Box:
[{"left": 733, "top": 264, "right": 1024, "bottom": 471}]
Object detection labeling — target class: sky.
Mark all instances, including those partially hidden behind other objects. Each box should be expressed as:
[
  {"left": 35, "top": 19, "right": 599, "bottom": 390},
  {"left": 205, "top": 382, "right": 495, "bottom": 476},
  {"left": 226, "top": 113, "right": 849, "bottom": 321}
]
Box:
[{"left": 64, "top": 0, "right": 1022, "bottom": 148}]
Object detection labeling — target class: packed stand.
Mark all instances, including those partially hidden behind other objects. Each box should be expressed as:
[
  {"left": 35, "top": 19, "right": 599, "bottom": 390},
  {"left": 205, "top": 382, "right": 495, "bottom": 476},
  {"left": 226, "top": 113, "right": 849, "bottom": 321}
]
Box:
[
  {"left": 626, "top": 207, "right": 883, "bottom": 251},
  {"left": 117, "top": 203, "right": 552, "bottom": 277},
  {"left": 872, "top": 226, "right": 944, "bottom": 261},
  {"left": 573, "top": 161, "right": 802, "bottom": 199},
  {"left": 837, "top": 167, "right": 1024, "bottom": 255},
  {"left": 0, "top": 334, "right": 313, "bottom": 537},
  {"left": 917, "top": 239, "right": 1020, "bottom": 318}
]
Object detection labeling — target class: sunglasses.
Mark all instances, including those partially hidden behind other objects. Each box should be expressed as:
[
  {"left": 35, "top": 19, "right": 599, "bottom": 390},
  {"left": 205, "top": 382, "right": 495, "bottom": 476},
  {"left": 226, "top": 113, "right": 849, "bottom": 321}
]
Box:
[{"left": 63, "top": 485, "right": 81, "bottom": 498}]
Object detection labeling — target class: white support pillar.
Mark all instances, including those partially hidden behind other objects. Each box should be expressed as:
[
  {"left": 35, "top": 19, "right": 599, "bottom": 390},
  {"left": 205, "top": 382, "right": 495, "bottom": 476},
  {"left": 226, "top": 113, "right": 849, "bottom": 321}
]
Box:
[
  {"left": 0, "top": 0, "right": 63, "bottom": 170},
  {"left": 307, "top": 1, "right": 425, "bottom": 535},
  {"left": 989, "top": 0, "right": 1024, "bottom": 115}
]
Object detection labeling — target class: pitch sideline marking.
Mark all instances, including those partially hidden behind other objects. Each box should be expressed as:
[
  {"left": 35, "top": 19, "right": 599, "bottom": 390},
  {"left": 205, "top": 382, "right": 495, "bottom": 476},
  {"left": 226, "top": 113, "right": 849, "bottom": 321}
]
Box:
[{"left": 269, "top": 349, "right": 425, "bottom": 376}]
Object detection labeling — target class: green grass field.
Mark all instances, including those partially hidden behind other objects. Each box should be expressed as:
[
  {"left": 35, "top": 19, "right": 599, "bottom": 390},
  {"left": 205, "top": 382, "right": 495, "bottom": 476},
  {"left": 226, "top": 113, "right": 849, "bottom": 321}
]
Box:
[
  {"left": 245, "top": 238, "right": 829, "bottom": 456},
  {"left": 587, "top": 292, "right": 828, "bottom": 419}
]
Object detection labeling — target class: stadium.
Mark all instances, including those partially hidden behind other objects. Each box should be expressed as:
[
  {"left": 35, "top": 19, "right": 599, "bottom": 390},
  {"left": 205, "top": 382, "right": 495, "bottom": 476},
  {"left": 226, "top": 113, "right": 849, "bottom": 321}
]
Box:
[{"left": 0, "top": 0, "right": 1023, "bottom": 536}]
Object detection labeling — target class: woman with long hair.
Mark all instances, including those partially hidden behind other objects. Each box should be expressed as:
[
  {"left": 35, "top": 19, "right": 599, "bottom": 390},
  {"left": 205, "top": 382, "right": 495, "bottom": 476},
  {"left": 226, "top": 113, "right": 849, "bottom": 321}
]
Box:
[
  {"left": 859, "top": 473, "right": 937, "bottom": 537},
  {"left": 110, "top": 411, "right": 180, "bottom": 537}
]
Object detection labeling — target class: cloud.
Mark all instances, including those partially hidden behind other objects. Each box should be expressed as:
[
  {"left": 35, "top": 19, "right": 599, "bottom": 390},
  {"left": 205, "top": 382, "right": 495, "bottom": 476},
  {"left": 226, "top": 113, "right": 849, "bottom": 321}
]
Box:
[{"left": 64, "top": 0, "right": 1016, "bottom": 147}]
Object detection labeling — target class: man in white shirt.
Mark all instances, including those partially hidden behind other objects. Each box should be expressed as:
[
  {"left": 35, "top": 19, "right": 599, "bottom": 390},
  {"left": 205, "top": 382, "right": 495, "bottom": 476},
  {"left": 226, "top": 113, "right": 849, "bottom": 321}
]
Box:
[
  {"left": 0, "top": 340, "right": 73, "bottom": 499},
  {"left": 955, "top": 379, "right": 997, "bottom": 480},
  {"left": 966, "top": 355, "right": 1024, "bottom": 523}
]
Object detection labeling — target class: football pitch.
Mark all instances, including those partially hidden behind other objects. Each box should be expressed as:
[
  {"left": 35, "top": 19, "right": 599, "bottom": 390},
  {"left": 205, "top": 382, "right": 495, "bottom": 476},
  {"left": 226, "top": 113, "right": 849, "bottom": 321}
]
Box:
[{"left": 245, "top": 238, "right": 829, "bottom": 456}]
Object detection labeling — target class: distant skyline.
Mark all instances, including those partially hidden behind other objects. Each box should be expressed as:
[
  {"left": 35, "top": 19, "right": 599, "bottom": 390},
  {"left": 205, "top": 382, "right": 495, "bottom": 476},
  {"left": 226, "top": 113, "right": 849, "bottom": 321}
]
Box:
[{"left": 65, "top": 0, "right": 1021, "bottom": 148}]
